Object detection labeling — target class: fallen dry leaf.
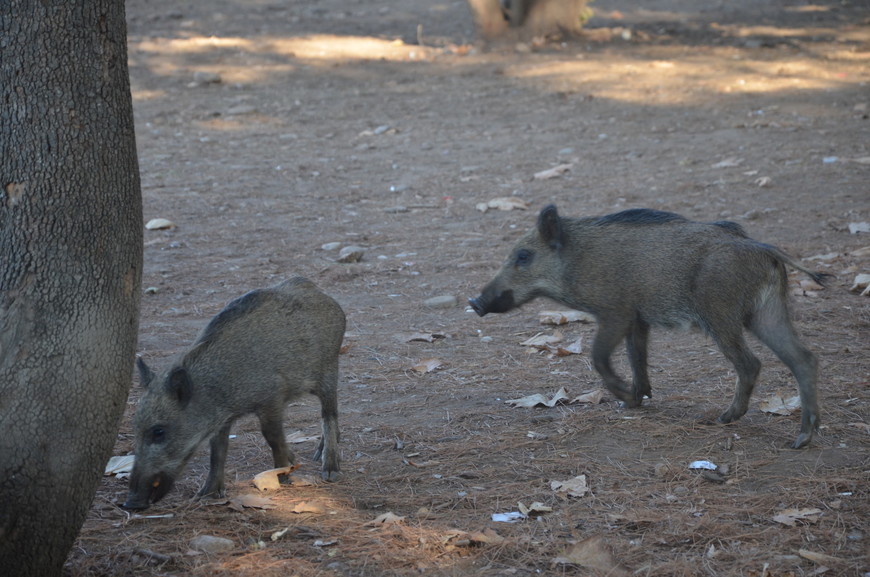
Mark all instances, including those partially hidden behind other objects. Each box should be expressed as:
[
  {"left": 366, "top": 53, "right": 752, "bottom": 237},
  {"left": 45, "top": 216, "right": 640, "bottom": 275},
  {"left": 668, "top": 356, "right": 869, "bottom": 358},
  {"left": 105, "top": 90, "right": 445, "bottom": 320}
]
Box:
[
  {"left": 711, "top": 157, "right": 744, "bottom": 168},
  {"left": 468, "top": 528, "right": 506, "bottom": 545},
  {"left": 800, "top": 279, "right": 825, "bottom": 291},
  {"left": 285, "top": 431, "right": 321, "bottom": 444},
  {"left": 365, "top": 512, "right": 405, "bottom": 527},
  {"left": 534, "top": 163, "right": 574, "bottom": 180},
  {"left": 475, "top": 197, "right": 530, "bottom": 213},
  {"left": 554, "top": 337, "right": 583, "bottom": 356},
  {"left": 411, "top": 358, "right": 444, "bottom": 374},
  {"left": 404, "top": 459, "right": 440, "bottom": 468},
  {"left": 520, "top": 331, "right": 563, "bottom": 347},
  {"left": 252, "top": 465, "right": 299, "bottom": 491},
  {"left": 846, "top": 422, "right": 870, "bottom": 434},
  {"left": 758, "top": 393, "right": 801, "bottom": 416},
  {"left": 292, "top": 500, "right": 328, "bottom": 514},
  {"left": 849, "top": 273, "right": 870, "bottom": 295},
  {"left": 571, "top": 389, "right": 605, "bottom": 404},
  {"left": 539, "top": 310, "right": 595, "bottom": 325},
  {"left": 104, "top": 455, "right": 135, "bottom": 477},
  {"left": 518, "top": 501, "right": 552, "bottom": 517},
  {"left": 506, "top": 387, "right": 569, "bottom": 408},
  {"left": 552, "top": 535, "right": 630, "bottom": 576},
  {"left": 772, "top": 507, "right": 822, "bottom": 526},
  {"left": 551, "top": 474, "right": 590, "bottom": 498},
  {"left": 798, "top": 548, "right": 845, "bottom": 565},
  {"left": 228, "top": 494, "right": 276, "bottom": 511}
]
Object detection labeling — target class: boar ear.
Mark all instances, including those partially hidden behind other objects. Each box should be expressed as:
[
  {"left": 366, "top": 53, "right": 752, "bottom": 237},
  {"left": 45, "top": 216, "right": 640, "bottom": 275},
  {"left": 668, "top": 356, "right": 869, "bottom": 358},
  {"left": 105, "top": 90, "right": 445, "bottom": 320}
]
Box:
[
  {"left": 136, "top": 357, "right": 156, "bottom": 388},
  {"left": 537, "top": 204, "right": 564, "bottom": 250},
  {"left": 166, "top": 366, "right": 193, "bottom": 409}
]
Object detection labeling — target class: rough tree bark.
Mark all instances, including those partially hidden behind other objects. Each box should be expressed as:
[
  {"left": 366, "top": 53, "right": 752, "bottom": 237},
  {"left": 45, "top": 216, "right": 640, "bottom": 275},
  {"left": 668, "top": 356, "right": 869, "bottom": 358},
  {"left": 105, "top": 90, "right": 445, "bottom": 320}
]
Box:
[{"left": 0, "top": 1, "right": 142, "bottom": 575}]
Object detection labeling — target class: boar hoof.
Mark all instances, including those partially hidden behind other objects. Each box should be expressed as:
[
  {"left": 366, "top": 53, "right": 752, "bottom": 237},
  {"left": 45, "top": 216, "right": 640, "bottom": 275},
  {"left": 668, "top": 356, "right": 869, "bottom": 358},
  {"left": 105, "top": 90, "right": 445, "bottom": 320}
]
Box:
[
  {"left": 717, "top": 405, "right": 747, "bottom": 424},
  {"left": 790, "top": 431, "right": 813, "bottom": 450},
  {"left": 196, "top": 487, "right": 226, "bottom": 500},
  {"left": 321, "top": 469, "right": 341, "bottom": 483}
]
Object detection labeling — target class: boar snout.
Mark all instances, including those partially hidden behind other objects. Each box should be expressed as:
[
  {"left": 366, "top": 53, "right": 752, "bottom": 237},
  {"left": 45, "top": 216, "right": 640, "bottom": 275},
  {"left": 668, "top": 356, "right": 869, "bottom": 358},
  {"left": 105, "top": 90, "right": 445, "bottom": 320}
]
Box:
[
  {"left": 122, "top": 472, "right": 175, "bottom": 510},
  {"left": 468, "top": 296, "right": 488, "bottom": 317},
  {"left": 469, "top": 288, "right": 516, "bottom": 316}
]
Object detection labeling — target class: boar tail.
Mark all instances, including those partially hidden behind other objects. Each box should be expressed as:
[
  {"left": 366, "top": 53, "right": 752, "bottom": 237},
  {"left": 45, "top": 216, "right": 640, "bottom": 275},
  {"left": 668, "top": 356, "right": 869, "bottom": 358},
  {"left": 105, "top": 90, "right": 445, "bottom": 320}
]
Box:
[{"left": 756, "top": 242, "right": 834, "bottom": 286}]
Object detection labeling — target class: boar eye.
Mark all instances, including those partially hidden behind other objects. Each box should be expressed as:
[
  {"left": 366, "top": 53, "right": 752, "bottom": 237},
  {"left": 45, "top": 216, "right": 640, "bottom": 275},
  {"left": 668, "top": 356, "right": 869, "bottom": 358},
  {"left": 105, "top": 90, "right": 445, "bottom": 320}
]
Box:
[
  {"left": 148, "top": 426, "right": 166, "bottom": 444},
  {"left": 514, "top": 249, "right": 533, "bottom": 267}
]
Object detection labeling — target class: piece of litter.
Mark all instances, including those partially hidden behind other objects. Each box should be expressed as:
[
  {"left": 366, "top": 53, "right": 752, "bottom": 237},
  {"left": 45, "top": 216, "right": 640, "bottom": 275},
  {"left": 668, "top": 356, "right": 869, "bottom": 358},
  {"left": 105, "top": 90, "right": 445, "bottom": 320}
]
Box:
[
  {"left": 688, "top": 460, "right": 718, "bottom": 470},
  {"left": 492, "top": 511, "right": 526, "bottom": 523}
]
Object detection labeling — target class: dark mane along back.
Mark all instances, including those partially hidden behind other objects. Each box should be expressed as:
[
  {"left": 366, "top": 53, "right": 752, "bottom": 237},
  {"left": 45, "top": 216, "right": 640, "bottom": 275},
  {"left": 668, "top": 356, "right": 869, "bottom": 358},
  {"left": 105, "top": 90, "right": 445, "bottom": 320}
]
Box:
[
  {"left": 711, "top": 220, "right": 748, "bottom": 237},
  {"left": 196, "top": 289, "right": 269, "bottom": 346},
  {"left": 595, "top": 208, "right": 687, "bottom": 226}
]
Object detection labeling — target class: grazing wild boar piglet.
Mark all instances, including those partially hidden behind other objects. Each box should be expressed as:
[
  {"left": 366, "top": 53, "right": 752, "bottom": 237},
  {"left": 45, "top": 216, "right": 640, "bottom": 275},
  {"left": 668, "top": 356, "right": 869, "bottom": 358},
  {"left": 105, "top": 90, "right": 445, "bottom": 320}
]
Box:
[
  {"left": 124, "top": 277, "right": 345, "bottom": 510},
  {"left": 469, "top": 205, "right": 828, "bottom": 449}
]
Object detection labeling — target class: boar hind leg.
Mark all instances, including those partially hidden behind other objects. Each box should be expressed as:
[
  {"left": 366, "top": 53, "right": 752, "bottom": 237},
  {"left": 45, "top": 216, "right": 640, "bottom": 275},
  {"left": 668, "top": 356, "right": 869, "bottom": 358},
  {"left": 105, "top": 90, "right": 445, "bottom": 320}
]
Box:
[
  {"left": 199, "top": 422, "right": 233, "bottom": 498},
  {"left": 258, "top": 405, "right": 295, "bottom": 468},
  {"left": 713, "top": 329, "right": 762, "bottom": 425},
  {"left": 626, "top": 319, "right": 652, "bottom": 403},
  {"left": 313, "top": 371, "right": 341, "bottom": 481},
  {"left": 749, "top": 306, "right": 820, "bottom": 449},
  {"left": 592, "top": 319, "right": 639, "bottom": 407}
]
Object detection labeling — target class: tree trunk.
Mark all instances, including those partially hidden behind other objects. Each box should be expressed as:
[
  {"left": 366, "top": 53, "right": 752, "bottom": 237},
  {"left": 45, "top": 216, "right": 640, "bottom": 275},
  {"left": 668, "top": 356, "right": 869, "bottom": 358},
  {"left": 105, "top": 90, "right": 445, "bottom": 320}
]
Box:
[{"left": 0, "top": 1, "right": 142, "bottom": 575}]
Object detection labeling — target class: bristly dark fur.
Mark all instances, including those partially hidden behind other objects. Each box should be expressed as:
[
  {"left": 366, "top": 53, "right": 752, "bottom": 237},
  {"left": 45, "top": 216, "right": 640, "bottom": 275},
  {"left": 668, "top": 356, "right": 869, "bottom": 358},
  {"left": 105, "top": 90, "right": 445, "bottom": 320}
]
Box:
[
  {"left": 595, "top": 208, "right": 687, "bottom": 226},
  {"left": 197, "top": 290, "right": 268, "bottom": 346},
  {"left": 711, "top": 220, "right": 747, "bottom": 237}
]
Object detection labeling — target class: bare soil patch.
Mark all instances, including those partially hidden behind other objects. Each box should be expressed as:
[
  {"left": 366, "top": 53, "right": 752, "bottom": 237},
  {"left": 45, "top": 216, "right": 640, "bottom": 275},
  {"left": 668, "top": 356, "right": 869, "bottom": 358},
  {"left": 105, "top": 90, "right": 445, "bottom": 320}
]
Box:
[{"left": 69, "top": 0, "right": 868, "bottom": 575}]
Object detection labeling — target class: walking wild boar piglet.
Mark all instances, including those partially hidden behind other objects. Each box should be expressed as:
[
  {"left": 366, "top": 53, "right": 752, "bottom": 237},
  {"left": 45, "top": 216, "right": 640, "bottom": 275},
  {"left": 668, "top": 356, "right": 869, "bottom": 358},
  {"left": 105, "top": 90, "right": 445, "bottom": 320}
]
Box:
[
  {"left": 469, "top": 205, "right": 828, "bottom": 449},
  {"left": 123, "top": 277, "right": 345, "bottom": 510}
]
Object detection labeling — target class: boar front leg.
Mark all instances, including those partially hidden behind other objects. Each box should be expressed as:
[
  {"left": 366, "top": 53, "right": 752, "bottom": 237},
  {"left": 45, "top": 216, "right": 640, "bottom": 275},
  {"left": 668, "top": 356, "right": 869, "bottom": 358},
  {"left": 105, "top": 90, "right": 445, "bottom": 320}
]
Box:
[
  {"left": 626, "top": 319, "right": 652, "bottom": 403},
  {"left": 258, "top": 404, "right": 295, "bottom": 468},
  {"left": 198, "top": 421, "right": 233, "bottom": 499},
  {"left": 592, "top": 318, "right": 639, "bottom": 407}
]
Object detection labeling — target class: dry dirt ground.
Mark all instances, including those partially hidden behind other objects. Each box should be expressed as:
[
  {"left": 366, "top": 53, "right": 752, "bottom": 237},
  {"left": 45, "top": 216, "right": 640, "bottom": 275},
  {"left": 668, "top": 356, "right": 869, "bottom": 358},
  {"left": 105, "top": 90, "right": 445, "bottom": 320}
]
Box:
[{"left": 68, "top": 0, "right": 869, "bottom": 575}]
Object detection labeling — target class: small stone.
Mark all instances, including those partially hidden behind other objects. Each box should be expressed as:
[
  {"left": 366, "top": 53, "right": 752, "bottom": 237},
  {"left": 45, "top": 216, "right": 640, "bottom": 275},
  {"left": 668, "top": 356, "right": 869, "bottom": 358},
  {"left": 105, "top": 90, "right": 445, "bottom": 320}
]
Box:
[
  {"left": 193, "top": 71, "right": 221, "bottom": 85},
  {"left": 424, "top": 295, "right": 457, "bottom": 309},
  {"left": 337, "top": 246, "right": 365, "bottom": 263},
  {"left": 145, "top": 218, "right": 176, "bottom": 230},
  {"left": 321, "top": 242, "right": 342, "bottom": 251},
  {"left": 189, "top": 535, "right": 234, "bottom": 554}
]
